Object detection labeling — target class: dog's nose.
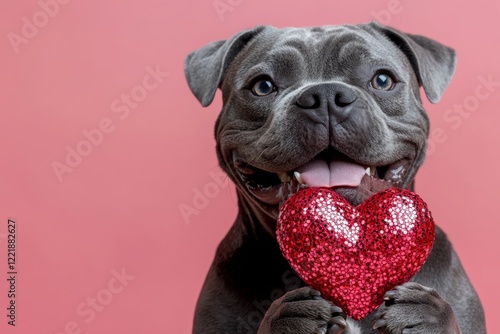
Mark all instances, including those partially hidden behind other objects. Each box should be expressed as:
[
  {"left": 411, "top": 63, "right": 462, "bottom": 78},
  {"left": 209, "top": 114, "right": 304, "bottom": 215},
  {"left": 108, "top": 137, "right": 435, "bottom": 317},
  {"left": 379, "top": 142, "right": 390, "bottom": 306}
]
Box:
[{"left": 295, "top": 83, "right": 357, "bottom": 121}]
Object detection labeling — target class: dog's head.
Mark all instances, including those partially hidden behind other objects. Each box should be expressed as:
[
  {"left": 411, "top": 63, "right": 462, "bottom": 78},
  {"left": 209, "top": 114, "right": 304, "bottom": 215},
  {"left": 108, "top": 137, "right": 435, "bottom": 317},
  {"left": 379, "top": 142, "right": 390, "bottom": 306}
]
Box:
[{"left": 184, "top": 22, "right": 455, "bottom": 219}]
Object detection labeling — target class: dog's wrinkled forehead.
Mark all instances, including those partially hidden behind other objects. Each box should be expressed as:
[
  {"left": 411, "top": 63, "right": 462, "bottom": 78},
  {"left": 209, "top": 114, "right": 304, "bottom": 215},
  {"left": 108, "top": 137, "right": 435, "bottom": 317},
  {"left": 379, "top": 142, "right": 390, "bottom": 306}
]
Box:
[
  {"left": 185, "top": 22, "right": 456, "bottom": 107},
  {"left": 231, "top": 25, "right": 411, "bottom": 89}
]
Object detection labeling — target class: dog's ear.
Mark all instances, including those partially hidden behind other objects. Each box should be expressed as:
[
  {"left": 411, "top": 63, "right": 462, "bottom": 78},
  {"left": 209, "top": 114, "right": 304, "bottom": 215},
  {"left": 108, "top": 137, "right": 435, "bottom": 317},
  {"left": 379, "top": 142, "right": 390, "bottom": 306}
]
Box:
[
  {"left": 371, "top": 22, "right": 456, "bottom": 103},
  {"left": 184, "top": 26, "right": 266, "bottom": 107}
]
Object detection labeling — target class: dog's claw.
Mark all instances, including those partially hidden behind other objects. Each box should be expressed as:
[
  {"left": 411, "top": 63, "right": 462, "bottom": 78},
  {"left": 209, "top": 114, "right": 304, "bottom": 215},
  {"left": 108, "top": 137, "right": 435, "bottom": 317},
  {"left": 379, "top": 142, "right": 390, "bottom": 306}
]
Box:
[
  {"left": 328, "top": 316, "right": 347, "bottom": 327},
  {"left": 310, "top": 289, "right": 321, "bottom": 297},
  {"left": 327, "top": 324, "right": 343, "bottom": 334},
  {"left": 373, "top": 318, "right": 387, "bottom": 329},
  {"left": 327, "top": 315, "right": 347, "bottom": 334},
  {"left": 384, "top": 290, "right": 397, "bottom": 300},
  {"left": 330, "top": 305, "right": 343, "bottom": 314}
]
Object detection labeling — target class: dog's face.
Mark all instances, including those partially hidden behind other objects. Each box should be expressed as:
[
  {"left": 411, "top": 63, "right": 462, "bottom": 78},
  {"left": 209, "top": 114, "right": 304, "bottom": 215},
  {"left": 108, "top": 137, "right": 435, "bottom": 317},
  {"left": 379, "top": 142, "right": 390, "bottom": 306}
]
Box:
[{"left": 185, "top": 22, "right": 456, "bottom": 218}]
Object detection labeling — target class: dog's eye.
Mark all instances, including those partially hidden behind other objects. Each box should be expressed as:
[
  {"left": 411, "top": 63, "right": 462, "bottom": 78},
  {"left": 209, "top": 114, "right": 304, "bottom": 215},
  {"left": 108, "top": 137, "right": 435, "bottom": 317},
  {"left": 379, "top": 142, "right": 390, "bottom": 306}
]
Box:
[
  {"left": 371, "top": 73, "right": 395, "bottom": 91},
  {"left": 251, "top": 79, "right": 276, "bottom": 96}
]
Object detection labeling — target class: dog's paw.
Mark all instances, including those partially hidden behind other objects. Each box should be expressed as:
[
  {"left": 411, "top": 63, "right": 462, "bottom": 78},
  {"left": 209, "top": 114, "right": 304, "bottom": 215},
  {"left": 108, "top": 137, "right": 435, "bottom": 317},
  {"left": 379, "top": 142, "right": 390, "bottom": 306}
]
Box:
[
  {"left": 257, "top": 286, "right": 348, "bottom": 334},
  {"left": 371, "top": 282, "right": 462, "bottom": 334}
]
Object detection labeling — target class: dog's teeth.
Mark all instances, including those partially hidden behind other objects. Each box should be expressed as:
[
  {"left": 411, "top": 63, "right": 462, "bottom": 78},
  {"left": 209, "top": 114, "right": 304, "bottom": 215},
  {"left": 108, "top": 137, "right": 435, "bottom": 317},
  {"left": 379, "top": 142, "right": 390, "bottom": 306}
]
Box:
[
  {"left": 365, "top": 167, "right": 377, "bottom": 176},
  {"left": 294, "top": 171, "right": 305, "bottom": 185},
  {"left": 278, "top": 172, "right": 291, "bottom": 183}
]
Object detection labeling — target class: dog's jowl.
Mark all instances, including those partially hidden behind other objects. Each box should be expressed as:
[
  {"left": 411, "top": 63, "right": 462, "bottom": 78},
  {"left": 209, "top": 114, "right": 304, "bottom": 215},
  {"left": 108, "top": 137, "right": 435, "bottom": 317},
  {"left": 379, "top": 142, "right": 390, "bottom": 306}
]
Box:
[{"left": 184, "top": 22, "right": 486, "bottom": 334}]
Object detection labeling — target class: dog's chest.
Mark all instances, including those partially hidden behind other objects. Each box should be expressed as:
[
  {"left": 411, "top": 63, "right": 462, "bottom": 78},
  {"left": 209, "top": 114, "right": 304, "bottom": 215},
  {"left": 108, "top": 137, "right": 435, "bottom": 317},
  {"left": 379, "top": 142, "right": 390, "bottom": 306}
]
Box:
[{"left": 346, "top": 318, "right": 362, "bottom": 334}]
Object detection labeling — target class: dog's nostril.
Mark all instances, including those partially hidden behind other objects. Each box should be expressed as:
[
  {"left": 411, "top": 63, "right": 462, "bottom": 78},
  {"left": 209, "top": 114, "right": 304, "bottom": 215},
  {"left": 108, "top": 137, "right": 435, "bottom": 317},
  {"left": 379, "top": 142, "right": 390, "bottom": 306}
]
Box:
[
  {"left": 334, "top": 93, "right": 357, "bottom": 108},
  {"left": 296, "top": 94, "right": 320, "bottom": 109}
]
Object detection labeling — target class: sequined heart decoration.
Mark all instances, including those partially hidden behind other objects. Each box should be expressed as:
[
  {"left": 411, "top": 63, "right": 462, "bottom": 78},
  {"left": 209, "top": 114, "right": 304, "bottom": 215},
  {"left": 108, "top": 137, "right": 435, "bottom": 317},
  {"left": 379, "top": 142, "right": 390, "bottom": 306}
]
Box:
[{"left": 277, "top": 187, "right": 435, "bottom": 320}]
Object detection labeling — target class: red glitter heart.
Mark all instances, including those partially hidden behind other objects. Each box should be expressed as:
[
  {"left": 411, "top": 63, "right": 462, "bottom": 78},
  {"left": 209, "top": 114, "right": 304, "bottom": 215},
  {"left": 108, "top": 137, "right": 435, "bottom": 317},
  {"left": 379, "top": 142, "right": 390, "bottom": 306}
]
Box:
[{"left": 277, "top": 187, "right": 435, "bottom": 320}]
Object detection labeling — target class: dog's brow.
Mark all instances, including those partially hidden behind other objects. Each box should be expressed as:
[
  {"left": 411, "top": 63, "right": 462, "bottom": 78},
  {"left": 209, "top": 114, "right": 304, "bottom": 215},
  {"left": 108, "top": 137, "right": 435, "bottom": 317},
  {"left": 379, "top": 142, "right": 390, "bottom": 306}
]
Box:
[
  {"left": 267, "top": 46, "right": 306, "bottom": 67},
  {"left": 275, "top": 39, "right": 310, "bottom": 55},
  {"left": 234, "top": 64, "right": 274, "bottom": 89}
]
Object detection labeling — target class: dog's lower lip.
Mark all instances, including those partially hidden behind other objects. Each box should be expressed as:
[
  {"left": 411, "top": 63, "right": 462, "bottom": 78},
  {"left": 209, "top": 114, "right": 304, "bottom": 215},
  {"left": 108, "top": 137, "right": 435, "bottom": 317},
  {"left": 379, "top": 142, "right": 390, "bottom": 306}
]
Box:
[
  {"left": 233, "top": 151, "right": 412, "bottom": 211},
  {"left": 235, "top": 160, "right": 407, "bottom": 191}
]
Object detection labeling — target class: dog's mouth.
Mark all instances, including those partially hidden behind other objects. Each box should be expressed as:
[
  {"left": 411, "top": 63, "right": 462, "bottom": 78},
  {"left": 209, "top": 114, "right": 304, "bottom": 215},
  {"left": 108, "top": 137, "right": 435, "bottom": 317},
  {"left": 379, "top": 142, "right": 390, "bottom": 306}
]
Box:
[{"left": 234, "top": 149, "right": 412, "bottom": 207}]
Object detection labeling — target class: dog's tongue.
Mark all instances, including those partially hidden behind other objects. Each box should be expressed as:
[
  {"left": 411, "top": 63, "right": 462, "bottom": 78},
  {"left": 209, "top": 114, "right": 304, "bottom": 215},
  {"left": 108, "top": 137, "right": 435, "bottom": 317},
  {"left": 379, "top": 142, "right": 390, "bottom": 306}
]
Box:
[{"left": 297, "top": 159, "right": 365, "bottom": 188}]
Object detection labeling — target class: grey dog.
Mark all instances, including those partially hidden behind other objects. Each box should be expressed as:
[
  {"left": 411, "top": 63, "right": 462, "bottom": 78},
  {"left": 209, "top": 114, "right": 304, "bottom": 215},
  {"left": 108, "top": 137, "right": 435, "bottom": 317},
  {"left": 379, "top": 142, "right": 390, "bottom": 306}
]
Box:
[{"left": 184, "top": 22, "right": 486, "bottom": 334}]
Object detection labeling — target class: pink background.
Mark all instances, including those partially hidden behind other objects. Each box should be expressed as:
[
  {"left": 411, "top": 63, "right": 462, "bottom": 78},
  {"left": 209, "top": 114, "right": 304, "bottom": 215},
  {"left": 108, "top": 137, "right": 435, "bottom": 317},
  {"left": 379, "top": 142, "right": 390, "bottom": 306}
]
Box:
[{"left": 0, "top": 0, "right": 499, "bottom": 333}]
